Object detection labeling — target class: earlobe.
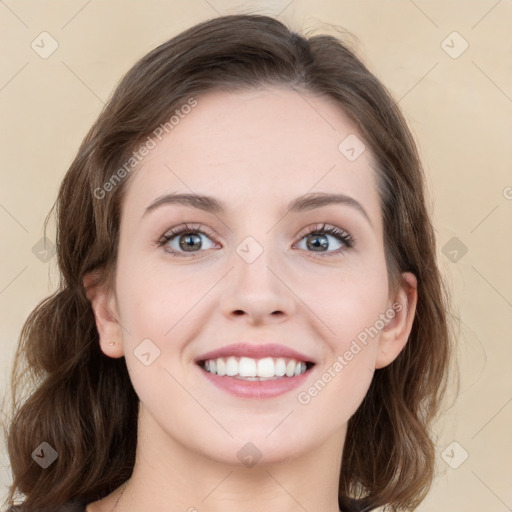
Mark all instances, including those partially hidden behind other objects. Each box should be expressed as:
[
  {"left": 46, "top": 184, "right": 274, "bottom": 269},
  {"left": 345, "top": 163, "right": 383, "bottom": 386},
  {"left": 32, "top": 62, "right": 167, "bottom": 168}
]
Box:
[
  {"left": 375, "top": 272, "right": 418, "bottom": 369},
  {"left": 83, "top": 271, "right": 125, "bottom": 359}
]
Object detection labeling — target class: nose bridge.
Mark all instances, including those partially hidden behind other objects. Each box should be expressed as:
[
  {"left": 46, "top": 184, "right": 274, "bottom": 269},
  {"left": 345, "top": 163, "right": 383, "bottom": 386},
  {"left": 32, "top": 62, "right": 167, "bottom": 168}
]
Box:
[
  {"left": 234, "top": 232, "right": 282, "bottom": 294},
  {"left": 220, "top": 231, "right": 295, "bottom": 321}
]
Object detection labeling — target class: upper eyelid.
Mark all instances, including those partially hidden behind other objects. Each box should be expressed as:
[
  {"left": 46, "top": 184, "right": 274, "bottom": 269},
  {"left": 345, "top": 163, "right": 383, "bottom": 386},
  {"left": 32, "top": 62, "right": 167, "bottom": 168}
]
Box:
[
  {"left": 160, "top": 223, "right": 216, "bottom": 240},
  {"left": 296, "top": 223, "right": 351, "bottom": 238}
]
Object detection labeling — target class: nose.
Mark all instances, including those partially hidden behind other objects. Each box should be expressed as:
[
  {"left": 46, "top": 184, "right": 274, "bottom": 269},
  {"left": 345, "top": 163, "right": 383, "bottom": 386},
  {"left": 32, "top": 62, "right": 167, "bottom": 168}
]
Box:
[{"left": 220, "top": 245, "right": 297, "bottom": 325}]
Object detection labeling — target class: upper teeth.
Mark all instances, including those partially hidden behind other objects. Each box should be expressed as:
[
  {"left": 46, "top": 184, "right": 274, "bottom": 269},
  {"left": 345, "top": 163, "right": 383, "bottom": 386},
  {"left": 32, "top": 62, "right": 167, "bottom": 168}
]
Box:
[{"left": 203, "top": 356, "right": 308, "bottom": 378}]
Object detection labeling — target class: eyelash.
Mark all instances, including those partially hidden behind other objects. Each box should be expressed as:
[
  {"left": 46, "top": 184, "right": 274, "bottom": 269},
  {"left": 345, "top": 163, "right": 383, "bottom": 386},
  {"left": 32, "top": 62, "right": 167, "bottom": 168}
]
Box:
[{"left": 157, "top": 223, "right": 354, "bottom": 258}]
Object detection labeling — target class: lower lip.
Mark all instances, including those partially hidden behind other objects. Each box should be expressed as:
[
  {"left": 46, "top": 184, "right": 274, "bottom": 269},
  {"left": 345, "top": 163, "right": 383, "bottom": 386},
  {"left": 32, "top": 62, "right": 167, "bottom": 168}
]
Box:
[{"left": 198, "top": 365, "right": 314, "bottom": 399}]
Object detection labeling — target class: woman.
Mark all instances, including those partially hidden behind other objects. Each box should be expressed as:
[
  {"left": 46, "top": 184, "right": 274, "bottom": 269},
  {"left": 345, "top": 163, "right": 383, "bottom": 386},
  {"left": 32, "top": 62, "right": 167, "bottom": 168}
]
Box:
[{"left": 2, "top": 13, "right": 452, "bottom": 512}]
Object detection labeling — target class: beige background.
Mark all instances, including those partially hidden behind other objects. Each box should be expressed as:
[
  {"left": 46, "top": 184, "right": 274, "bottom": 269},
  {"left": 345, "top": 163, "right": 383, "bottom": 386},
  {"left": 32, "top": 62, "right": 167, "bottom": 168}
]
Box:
[{"left": 1, "top": 0, "right": 511, "bottom": 510}]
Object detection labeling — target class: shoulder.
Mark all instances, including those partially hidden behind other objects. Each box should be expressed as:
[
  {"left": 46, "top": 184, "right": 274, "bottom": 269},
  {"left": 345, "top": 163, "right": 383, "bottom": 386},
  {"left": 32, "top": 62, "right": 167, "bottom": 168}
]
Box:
[{"left": 6, "top": 498, "right": 87, "bottom": 512}]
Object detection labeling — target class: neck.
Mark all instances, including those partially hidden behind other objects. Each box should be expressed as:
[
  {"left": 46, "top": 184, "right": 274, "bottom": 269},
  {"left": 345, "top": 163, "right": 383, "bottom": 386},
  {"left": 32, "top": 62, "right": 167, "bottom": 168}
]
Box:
[{"left": 109, "top": 404, "right": 345, "bottom": 512}]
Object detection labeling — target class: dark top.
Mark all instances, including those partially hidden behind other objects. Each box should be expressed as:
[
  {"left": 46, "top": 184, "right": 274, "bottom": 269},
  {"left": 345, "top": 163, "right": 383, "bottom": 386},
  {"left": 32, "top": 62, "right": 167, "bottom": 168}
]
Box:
[{"left": 7, "top": 496, "right": 373, "bottom": 511}]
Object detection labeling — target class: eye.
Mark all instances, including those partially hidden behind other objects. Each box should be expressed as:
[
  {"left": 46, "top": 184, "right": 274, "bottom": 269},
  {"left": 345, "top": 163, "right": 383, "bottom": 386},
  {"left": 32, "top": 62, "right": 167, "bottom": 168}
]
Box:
[
  {"left": 157, "top": 223, "right": 218, "bottom": 257},
  {"left": 295, "top": 223, "right": 354, "bottom": 256},
  {"left": 157, "top": 222, "right": 354, "bottom": 258}
]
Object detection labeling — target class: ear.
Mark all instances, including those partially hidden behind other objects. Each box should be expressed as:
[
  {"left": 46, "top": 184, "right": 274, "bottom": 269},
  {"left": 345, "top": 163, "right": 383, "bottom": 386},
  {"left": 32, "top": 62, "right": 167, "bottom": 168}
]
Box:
[
  {"left": 83, "top": 270, "right": 125, "bottom": 359},
  {"left": 375, "top": 272, "right": 418, "bottom": 369}
]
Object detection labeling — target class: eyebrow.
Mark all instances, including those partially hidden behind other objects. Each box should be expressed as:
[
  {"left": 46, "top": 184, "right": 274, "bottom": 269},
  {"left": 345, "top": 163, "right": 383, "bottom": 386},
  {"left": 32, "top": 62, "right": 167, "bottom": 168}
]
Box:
[{"left": 143, "top": 192, "right": 373, "bottom": 227}]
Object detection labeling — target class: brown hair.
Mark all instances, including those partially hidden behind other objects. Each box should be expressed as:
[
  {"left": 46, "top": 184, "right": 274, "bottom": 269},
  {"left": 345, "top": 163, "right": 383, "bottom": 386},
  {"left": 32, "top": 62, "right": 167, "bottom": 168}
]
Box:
[{"left": 2, "top": 14, "right": 453, "bottom": 512}]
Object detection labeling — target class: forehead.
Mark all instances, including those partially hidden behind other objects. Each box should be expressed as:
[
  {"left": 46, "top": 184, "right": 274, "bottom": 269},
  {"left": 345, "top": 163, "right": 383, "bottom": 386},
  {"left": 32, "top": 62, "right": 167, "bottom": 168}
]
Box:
[{"left": 122, "top": 87, "right": 381, "bottom": 225}]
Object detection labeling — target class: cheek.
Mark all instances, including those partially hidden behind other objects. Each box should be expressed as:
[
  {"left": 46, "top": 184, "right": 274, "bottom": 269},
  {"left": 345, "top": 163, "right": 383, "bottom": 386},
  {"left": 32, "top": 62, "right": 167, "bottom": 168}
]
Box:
[
  {"left": 298, "top": 260, "right": 390, "bottom": 341},
  {"left": 114, "top": 252, "right": 210, "bottom": 393},
  {"left": 114, "top": 263, "right": 191, "bottom": 408},
  {"left": 302, "top": 358, "right": 375, "bottom": 431},
  {"left": 115, "top": 251, "right": 198, "bottom": 338},
  {"left": 295, "top": 258, "right": 389, "bottom": 402},
  {"left": 296, "top": 318, "right": 379, "bottom": 424}
]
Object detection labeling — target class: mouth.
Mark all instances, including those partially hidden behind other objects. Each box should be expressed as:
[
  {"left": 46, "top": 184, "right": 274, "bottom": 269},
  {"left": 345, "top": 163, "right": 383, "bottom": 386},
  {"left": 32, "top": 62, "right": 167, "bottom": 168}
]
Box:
[
  {"left": 194, "top": 343, "right": 317, "bottom": 398},
  {"left": 195, "top": 354, "right": 316, "bottom": 399},
  {"left": 197, "top": 356, "right": 316, "bottom": 381}
]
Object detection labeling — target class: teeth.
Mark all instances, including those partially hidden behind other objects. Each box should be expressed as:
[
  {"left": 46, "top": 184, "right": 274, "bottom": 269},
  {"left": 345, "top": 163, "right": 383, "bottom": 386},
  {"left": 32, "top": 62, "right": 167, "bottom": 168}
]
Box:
[
  {"left": 226, "top": 357, "right": 238, "bottom": 376},
  {"left": 201, "top": 356, "right": 309, "bottom": 379}
]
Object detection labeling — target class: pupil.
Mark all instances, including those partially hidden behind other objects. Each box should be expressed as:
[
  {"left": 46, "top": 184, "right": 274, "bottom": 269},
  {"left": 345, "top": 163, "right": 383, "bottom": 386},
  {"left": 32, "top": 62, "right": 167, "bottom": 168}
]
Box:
[
  {"left": 307, "top": 234, "right": 328, "bottom": 251},
  {"left": 180, "top": 233, "right": 201, "bottom": 251}
]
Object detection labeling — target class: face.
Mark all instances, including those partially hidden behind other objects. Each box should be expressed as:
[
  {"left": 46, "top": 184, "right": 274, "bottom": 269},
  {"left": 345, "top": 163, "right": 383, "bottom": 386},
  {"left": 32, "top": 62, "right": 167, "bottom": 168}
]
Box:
[{"left": 90, "top": 86, "right": 417, "bottom": 466}]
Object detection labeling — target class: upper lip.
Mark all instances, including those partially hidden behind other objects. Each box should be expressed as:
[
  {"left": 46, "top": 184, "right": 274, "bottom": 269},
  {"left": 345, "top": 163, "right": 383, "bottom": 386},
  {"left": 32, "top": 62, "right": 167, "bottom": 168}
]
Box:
[{"left": 195, "top": 343, "right": 316, "bottom": 364}]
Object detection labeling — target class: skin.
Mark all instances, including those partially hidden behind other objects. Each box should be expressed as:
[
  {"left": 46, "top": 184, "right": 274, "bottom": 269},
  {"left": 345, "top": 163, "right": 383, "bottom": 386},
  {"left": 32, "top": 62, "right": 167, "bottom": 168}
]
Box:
[{"left": 85, "top": 87, "right": 417, "bottom": 512}]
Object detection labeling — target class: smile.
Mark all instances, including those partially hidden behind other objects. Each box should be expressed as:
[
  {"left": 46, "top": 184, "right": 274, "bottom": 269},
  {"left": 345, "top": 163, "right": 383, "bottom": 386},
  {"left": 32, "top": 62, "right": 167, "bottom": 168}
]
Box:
[
  {"left": 197, "top": 356, "right": 316, "bottom": 399},
  {"left": 200, "top": 356, "right": 313, "bottom": 380}
]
